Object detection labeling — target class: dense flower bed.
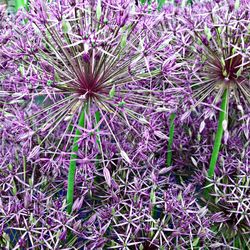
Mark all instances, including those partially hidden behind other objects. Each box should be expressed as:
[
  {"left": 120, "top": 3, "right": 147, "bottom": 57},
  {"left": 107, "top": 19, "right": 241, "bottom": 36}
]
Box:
[{"left": 0, "top": 0, "right": 249, "bottom": 249}]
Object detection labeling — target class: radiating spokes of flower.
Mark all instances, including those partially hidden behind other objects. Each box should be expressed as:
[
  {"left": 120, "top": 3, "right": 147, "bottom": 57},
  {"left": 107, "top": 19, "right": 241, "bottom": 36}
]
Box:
[
  {"left": 182, "top": 1, "right": 250, "bottom": 111},
  {"left": 6, "top": 0, "right": 162, "bottom": 156},
  {"left": 203, "top": 164, "right": 250, "bottom": 245}
]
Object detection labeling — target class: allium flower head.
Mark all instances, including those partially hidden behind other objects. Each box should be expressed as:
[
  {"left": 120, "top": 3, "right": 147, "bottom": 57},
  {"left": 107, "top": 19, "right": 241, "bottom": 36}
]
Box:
[
  {"left": 1, "top": 0, "right": 162, "bottom": 156},
  {"left": 180, "top": 0, "right": 250, "bottom": 111},
  {"left": 205, "top": 163, "right": 250, "bottom": 247}
]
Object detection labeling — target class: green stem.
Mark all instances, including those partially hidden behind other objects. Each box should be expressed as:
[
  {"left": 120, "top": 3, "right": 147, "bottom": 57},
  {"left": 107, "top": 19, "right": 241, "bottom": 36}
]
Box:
[
  {"left": 23, "top": 156, "right": 26, "bottom": 183},
  {"left": 66, "top": 104, "right": 87, "bottom": 214},
  {"left": 166, "top": 113, "right": 176, "bottom": 167},
  {"left": 15, "top": 0, "right": 28, "bottom": 11},
  {"left": 95, "top": 110, "right": 101, "bottom": 150},
  {"left": 157, "top": 0, "right": 166, "bottom": 10},
  {"left": 204, "top": 88, "right": 228, "bottom": 198},
  {"left": 94, "top": 110, "right": 102, "bottom": 172},
  {"left": 208, "top": 88, "right": 228, "bottom": 178},
  {"left": 233, "top": 237, "right": 241, "bottom": 249}
]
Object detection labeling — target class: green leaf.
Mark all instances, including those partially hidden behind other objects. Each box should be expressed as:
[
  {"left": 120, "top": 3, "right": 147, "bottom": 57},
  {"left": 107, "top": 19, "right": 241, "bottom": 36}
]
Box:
[
  {"left": 29, "top": 213, "right": 35, "bottom": 223},
  {"left": 62, "top": 20, "right": 71, "bottom": 33},
  {"left": 234, "top": 0, "right": 240, "bottom": 10},
  {"left": 157, "top": 0, "right": 165, "bottom": 10},
  {"left": 150, "top": 188, "right": 156, "bottom": 203},
  {"left": 121, "top": 32, "right": 127, "bottom": 48},
  {"left": 19, "top": 64, "right": 25, "bottom": 76},
  {"left": 134, "top": 194, "right": 138, "bottom": 203},
  {"left": 204, "top": 24, "right": 212, "bottom": 40},
  {"left": 96, "top": 0, "right": 102, "bottom": 20},
  {"left": 47, "top": 80, "right": 53, "bottom": 86},
  {"left": 177, "top": 191, "right": 182, "bottom": 201},
  {"left": 12, "top": 182, "right": 17, "bottom": 195},
  {"left": 8, "top": 163, "right": 13, "bottom": 171},
  {"left": 55, "top": 72, "right": 60, "bottom": 82},
  {"left": 109, "top": 84, "right": 116, "bottom": 98},
  {"left": 29, "top": 177, "right": 33, "bottom": 186},
  {"left": 181, "top": 0, "right": 186, "bottom": 8},
  {"left": 15, "top": 0, "right": 26, "bottom": 11},
  {"left": 236, "top": 66, "right": 243, "bottom": 78},
  {"left": 192, "top": 237, "right": 200, "bottom": 247},
  {"left": 118, "top": 100, "right": 126, "bottom": 107}
]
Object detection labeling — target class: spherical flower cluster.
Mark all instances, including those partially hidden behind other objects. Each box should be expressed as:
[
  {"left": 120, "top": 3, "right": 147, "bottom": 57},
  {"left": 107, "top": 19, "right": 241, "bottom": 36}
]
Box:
[{"left": 178, "top": 0, "right": 250, "bottom": 112}]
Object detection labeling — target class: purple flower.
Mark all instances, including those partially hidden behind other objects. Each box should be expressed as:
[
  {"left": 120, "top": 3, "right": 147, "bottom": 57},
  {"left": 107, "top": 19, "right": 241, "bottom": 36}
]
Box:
[
  {"left": 175, "top": 0, "right": 250, "bottom": 112},
  {"left": 1, "top": 0, "right": 164, "bottom": 162}
]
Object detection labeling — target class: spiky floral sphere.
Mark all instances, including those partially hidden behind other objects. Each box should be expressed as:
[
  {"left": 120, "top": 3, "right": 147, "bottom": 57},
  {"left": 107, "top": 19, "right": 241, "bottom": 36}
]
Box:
[
  {"left": 205, "top": 162, "right": 250, "bottom": 249},
  {"left": 177, "top": 0, "right": 250, "bottom": 112},
  {"left": 1, "top": 0, "right": 164, "bottom": 159}
]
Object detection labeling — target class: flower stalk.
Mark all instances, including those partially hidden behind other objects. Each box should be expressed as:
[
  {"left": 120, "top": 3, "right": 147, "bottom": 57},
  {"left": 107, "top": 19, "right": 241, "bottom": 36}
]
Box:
[
  {"left": 208, "top": 88, "right": 228, "bottom": 179},
  {"left": 205, "top": 88, "right": 228, "bottom": 198},
  {"left": 15, "top": 0, "right": 28, "bottom": 11},
  {"left": 66, "top": 104, "right": 87, "bottom": 214},
  {"left": 166, "top": 112, "right": 176, "bottom": 167}
]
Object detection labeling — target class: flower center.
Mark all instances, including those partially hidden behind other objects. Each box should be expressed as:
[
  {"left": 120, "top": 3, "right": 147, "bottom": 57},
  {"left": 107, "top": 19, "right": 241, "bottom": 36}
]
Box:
[{"left": 223, "top": 54, "right": 242, "bottom": 81}]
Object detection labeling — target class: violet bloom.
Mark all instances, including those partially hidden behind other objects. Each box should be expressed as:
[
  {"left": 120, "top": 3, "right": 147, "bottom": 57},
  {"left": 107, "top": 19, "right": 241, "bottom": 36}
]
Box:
[
  {"left": 1, "top": 0, "right": 162, "bottom": 160},
  {"left": 167, "top": 0, "right": 250, "bottom": 182},
  {"left": 178, "top": 0, "right": 250, "bottom": 112},
  {"left": 207, "top": 163, "right": 250, "bottom": 248}
]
